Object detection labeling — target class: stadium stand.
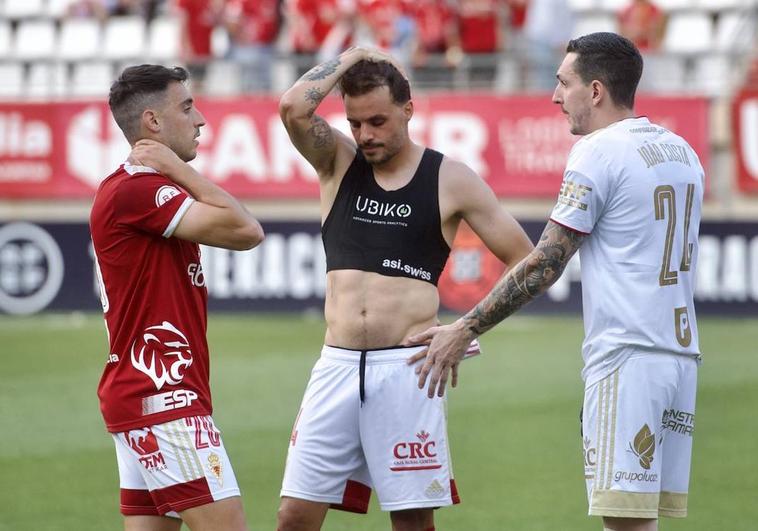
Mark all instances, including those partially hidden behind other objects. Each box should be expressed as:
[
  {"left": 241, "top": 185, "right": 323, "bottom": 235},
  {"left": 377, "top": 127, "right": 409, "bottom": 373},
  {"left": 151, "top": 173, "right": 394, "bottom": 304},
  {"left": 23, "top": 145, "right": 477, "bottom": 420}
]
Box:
[
  {"left": 59, "top": 18, "right": 102, "bottom": 61},
  {"left": 102, "top": 15, "right": 147, "bottom": 60},
  {"left": 12, "top": 19, "right": 57, "bottom": 61},
  {"left": 0, "top": 61, "right": 24, "bottom": 98},
  {"left": 0, "top": 0, "right": 753, "bottom": 99}
]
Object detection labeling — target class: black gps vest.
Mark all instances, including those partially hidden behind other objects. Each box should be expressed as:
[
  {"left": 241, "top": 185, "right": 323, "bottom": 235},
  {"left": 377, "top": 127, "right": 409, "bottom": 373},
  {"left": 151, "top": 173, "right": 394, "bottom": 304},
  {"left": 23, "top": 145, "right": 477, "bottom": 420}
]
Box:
[{"left": 321, "top": 148, "right": 451, "bottom": 285}]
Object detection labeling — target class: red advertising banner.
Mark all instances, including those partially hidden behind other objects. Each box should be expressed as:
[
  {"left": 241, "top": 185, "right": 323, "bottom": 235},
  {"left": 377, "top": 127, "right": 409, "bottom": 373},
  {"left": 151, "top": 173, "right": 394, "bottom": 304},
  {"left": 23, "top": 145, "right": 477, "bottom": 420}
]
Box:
[
  {"left": 0, "top": 94, "right": 709, "bottom": 199},
  {"left": 733, "top": 90, "right": 758, "bottom": 193}
]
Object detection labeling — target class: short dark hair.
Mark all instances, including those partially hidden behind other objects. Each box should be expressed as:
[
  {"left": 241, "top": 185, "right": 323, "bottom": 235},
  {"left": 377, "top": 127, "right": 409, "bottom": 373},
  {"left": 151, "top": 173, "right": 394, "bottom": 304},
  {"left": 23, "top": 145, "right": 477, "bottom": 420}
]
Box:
[
  {"left": 566, "top": 32, "right": 643, "bottom": 109},
  {"left": 338, "top": 60, "right": 411, "bottom": 105},
  {"left": 109, "top": 64, "right": 189, "bottom": 143}
]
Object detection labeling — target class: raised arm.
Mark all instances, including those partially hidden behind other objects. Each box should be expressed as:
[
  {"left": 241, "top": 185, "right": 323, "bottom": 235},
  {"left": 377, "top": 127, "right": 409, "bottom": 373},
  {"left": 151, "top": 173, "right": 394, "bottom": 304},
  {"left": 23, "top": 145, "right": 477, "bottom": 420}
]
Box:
[
  {"left": 278, "top": 47, "right": 366, "bottom": 179},
  {"left": 129, "top": 139, "right": 264, "bottom": 251},
  {"left": 409, "top": 220, "right": 586, "bottom": 397}
]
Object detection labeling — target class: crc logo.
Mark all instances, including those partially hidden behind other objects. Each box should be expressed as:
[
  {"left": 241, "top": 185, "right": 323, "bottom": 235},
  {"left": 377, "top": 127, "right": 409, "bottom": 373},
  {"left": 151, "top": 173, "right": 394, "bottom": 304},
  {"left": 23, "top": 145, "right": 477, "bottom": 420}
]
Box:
[
  {"left": 393, "top": 430, "right": 437, "bottom": 460},
  {"left": 583, "top": 436, "right": 596, "bottom": 467},
  {"left": 131, "top": 321, "right": 193, "bottom": 390},
  {"left": 0, "top": 223, "right": 64, "bottom": 315}
]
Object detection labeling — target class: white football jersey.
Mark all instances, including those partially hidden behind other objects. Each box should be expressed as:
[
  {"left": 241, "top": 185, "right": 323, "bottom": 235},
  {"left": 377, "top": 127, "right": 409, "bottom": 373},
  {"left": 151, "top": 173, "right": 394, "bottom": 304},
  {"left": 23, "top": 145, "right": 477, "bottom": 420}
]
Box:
[{"left": 550, "top": 117, "right": 704, "bottom": 386}]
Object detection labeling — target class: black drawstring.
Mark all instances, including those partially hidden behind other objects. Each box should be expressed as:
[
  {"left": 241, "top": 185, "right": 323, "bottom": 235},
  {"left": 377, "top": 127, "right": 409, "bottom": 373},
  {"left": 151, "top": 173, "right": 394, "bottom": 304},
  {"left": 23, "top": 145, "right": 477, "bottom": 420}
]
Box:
[{"left": 359, "top": 349, "right": 367, "bottom": 405}]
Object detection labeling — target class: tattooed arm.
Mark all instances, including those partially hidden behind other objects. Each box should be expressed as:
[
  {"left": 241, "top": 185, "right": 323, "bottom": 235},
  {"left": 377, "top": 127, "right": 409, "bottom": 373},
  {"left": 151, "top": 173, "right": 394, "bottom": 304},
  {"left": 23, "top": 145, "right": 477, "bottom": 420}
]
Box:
[
  {"left": 278, "top": 47, "right": 368, "bottom": 179},
  {"left": 463, "top": 221, "right": 584, "bottom": 334},
  {"left": 407, "top": 220, "right": 586, "bottom": 397}
]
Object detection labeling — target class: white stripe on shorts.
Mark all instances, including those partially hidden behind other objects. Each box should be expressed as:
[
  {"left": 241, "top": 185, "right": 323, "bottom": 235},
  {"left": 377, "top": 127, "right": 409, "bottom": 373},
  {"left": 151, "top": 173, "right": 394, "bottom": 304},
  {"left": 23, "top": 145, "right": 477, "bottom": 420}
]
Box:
[
  {"left": 596, "top": 371, "right": 619, "bottom": 491},
  {"left": 165, "top": 419, "right": 203, "bottom": 482}
]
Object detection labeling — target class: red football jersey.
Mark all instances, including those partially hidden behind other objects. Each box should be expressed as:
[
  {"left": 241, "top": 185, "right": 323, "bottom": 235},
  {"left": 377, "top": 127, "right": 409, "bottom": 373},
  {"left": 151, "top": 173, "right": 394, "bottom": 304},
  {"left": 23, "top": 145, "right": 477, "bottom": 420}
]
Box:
[{"left": 90, "top": 163, "right": 212, "bottom": 432}]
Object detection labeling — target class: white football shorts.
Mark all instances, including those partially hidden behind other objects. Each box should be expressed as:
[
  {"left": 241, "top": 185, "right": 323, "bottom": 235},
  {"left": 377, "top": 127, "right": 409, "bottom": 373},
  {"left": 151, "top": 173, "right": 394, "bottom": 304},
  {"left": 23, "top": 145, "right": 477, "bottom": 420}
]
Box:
[
  {"left": 112, "top": 415, "right": 241, "bottom": 517},
  {"left": 582, "top": 350, "right": 698, "bottom": 519},
  {"left": 280, "top": 345, "right": 462, "bottom": 512}
]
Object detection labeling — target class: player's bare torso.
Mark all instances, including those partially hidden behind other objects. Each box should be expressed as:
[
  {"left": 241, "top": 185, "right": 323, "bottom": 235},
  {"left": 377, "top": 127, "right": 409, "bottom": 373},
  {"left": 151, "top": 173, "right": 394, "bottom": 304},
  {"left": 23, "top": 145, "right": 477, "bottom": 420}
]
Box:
[
  {"left": 322, "top": 145, "right": 458, "bottom": 350},
  {"left": 324, "top": 270, "right": 440, "bottom": 349}
]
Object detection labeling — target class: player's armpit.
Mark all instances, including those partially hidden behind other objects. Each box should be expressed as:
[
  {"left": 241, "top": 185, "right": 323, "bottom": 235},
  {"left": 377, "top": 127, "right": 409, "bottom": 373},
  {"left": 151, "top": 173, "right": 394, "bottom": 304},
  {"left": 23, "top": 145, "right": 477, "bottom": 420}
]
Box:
[{"left": 173, "top": 201, "right": 264, "bottom": 251}]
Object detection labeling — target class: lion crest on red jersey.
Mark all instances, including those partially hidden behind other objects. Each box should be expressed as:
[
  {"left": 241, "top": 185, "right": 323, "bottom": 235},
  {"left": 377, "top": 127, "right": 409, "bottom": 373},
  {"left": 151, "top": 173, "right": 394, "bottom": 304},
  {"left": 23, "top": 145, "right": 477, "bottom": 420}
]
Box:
[{"left": 130, "top": 321, "right": 193, "bottom": 390}]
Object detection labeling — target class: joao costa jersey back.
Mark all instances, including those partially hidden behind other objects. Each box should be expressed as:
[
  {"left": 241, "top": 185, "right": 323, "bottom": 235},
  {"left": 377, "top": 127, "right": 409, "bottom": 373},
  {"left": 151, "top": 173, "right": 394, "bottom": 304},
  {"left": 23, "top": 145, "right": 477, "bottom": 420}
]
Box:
[
  {"left": 549, "top": 117, "right": 704, "bottom": 386},
  {"left": 90, "top": 163, "right": 211, "bottom": 432}
]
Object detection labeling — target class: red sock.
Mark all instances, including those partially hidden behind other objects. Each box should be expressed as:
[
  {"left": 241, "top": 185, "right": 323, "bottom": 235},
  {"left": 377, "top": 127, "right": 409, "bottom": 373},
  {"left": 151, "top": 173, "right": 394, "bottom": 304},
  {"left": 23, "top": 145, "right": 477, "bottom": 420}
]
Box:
[{"left": 425, "top": 528, "right": 435, "bottom": 531}]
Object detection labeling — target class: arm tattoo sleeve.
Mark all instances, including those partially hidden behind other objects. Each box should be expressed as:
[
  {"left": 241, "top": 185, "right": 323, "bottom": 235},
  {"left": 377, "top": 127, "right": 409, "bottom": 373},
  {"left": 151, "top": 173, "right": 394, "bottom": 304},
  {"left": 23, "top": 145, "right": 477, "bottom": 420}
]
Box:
[
  {"left": 307, "top": 115, "right": 335, "bottom": 150},
  {"left": 303, "top": 59, "right": 341, "bottom": 81},
  {"left": 304, "top": 87, "right": 325, "bottom": 106},
  {"left": 463, "top": 222, "right": 585, "bottom": 335},
  {"left": 304, "top": 87, "right": 325, "bottom": 118}
]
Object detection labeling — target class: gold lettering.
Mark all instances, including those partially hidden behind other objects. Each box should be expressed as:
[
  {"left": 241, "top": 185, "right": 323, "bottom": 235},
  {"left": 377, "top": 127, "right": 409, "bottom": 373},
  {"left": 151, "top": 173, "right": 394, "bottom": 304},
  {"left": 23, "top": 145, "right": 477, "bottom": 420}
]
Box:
[
  {"left": 654, "top": 185, "right": 678, "bottom": 286},
  {"left": 638, "top": 146, "right": 655, "bottom": 168},
  {"left": 680, "top": 183, "right": 695, "bottom": 271},
  {"left": 674, "top": 306, "right": 692, "bottom": 347}
]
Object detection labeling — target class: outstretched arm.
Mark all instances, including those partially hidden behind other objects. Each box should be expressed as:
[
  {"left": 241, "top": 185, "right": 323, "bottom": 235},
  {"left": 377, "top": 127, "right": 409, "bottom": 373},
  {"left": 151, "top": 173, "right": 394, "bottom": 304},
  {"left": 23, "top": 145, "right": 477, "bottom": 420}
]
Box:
[
  {"left": 409, "top": 220, "right": 586, "bottom": 397},
  {"left": 463, "top": 220, "right": 584, "bottom": 335}
]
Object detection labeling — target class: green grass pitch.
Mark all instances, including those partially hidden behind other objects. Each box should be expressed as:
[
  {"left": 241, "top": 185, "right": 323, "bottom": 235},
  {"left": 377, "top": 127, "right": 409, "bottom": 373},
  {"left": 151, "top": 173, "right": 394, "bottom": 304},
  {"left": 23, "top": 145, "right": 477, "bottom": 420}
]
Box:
[{"left": 1, "top": 313, "right": 756, "bottom": 530}]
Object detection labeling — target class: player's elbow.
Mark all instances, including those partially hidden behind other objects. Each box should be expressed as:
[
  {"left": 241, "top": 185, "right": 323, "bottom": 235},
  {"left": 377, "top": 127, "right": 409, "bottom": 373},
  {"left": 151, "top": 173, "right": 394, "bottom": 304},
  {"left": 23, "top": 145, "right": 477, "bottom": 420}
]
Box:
[
  {"left": 232, "top": 219, "right": 265, "bottom": 251},
  {"left": 279, "top": 93, "right": 297, "bottom": 123},
  {"left": 279, "top": 92, "right": 309, "bottom": 127}
]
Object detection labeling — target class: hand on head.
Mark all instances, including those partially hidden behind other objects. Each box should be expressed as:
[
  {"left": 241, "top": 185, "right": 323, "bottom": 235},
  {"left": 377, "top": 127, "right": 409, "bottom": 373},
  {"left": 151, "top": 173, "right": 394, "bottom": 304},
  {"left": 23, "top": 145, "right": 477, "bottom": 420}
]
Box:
[{"left": 350, "top": 46, "right": 409, "bottom": 82}]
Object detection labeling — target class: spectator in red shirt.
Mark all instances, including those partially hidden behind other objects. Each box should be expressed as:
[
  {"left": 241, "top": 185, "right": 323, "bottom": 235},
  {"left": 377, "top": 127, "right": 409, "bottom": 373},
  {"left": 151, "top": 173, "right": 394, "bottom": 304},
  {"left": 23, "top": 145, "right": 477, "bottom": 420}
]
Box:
[
  {"left": 286, "top": 0, "right": 344, "bottom": 76},
  {"left": 223, "top": 0, "right": 281, "bottom": 92},
  {"left": 457, "top": 0, "right": 510, "bottom": 86},
  {"left": 618, "top": 0, "right": 666, "bottom": 51},
  {"left": 407, "top": 0, "right": 461, "bottom": 88},
  {"left": 458, "top": 0, "right": 506, "bottom": 54},
  {"left": 173, "top": 0, "right": 224, "bottom": 92}
]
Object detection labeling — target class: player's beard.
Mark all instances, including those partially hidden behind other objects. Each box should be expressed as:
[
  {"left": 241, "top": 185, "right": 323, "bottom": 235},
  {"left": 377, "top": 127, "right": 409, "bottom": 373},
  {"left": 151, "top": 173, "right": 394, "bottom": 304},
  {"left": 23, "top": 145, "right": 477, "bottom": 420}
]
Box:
[
  {"left": 569, "top": 105, "right": 592, "bottom": 136},
  {"left": 362, "top": 135, "right": 402, "bottom": 166}
]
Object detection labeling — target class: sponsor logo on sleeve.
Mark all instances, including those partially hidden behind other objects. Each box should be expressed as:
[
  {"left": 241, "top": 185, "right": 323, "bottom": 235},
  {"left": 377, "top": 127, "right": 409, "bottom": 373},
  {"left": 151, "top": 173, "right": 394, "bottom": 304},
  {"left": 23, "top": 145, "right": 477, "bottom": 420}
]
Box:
[
  {"left": 557, "top": 180, "right": 592, "bottom": 211},
  {"left": 155, "top": 185, "right": 181, "bottom": 207}
]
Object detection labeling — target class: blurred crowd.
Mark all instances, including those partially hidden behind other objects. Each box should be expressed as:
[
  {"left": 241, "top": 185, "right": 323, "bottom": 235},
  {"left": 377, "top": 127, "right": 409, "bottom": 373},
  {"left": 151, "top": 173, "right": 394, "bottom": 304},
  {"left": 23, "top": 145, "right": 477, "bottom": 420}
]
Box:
[{"left": 60, "top": 0, "right": 678, "bottom": 93}]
